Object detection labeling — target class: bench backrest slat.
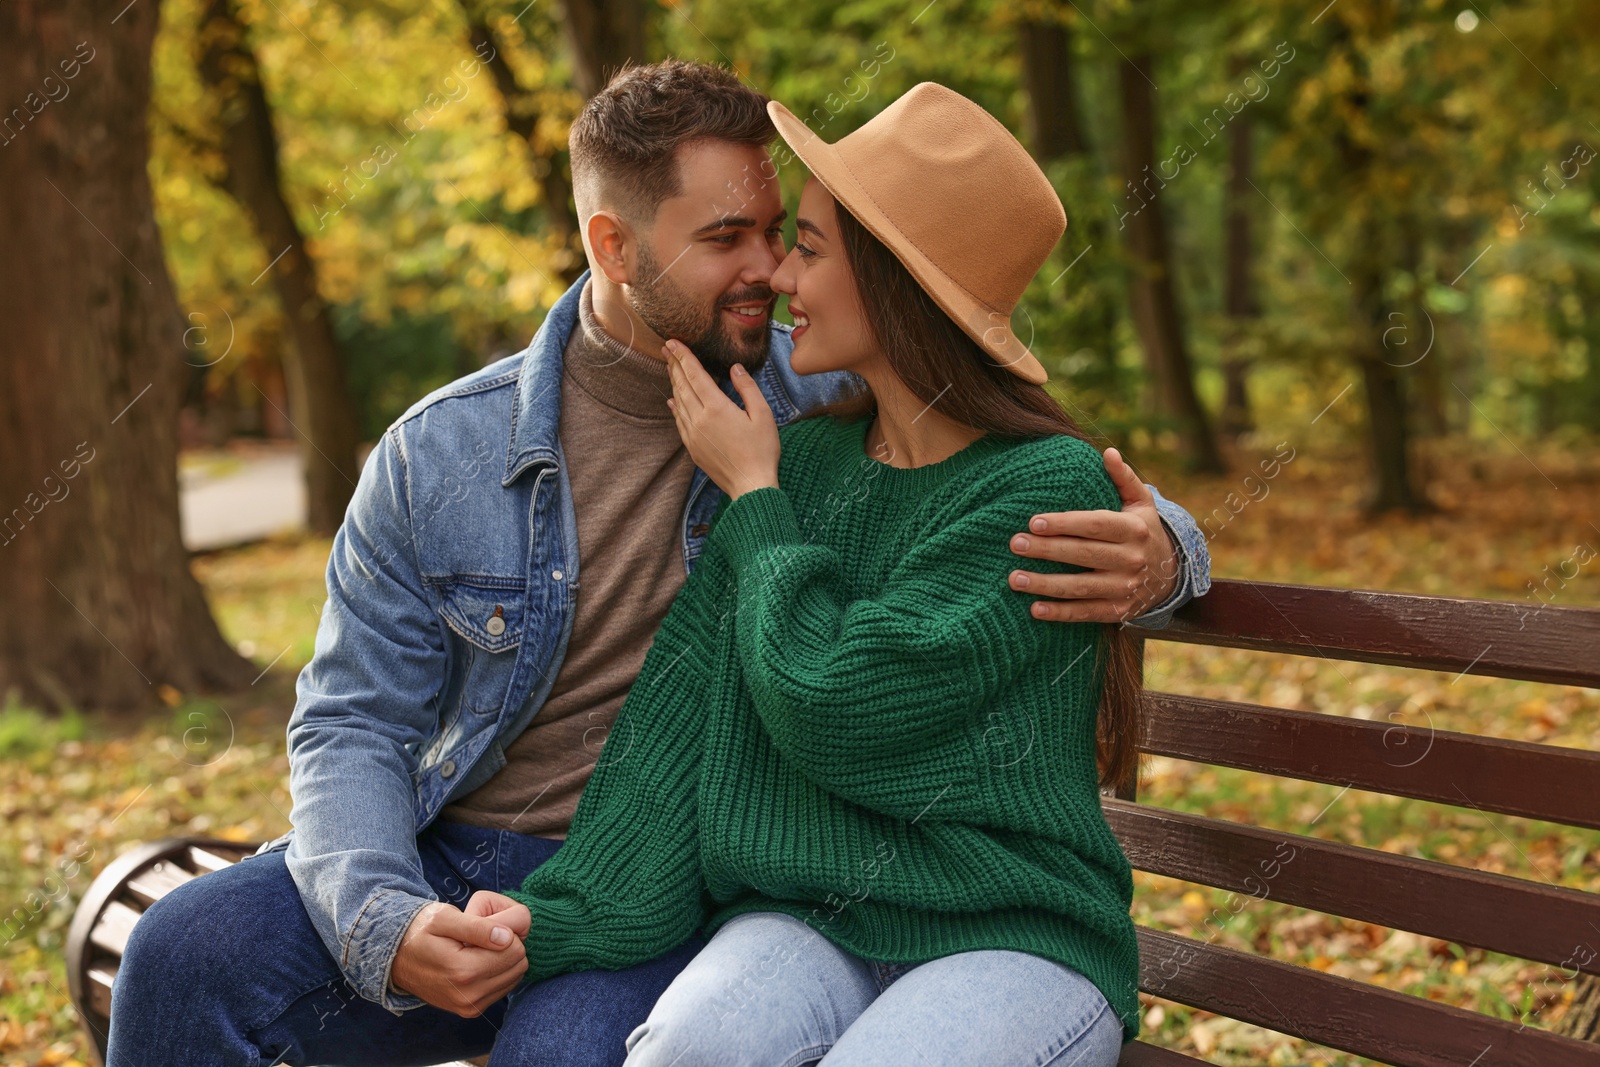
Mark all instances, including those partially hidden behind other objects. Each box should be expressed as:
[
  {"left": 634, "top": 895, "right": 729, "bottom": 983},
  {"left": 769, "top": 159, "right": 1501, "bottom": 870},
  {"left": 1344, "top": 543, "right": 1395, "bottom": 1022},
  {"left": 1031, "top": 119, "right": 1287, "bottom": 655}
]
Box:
[
  {"left": 1114, "top": 580, "right": 1600, "bottom": 1064},
  {"left": 1138, "top": 927, "right": 1600, "bottom": 1067},
  {"left": 1115, "top": 1042, "right": 1206, "bottom": 1066},
  {"left": 1107, "top": 799, "right": 1600, "bottom": 977},
  {"left": 1141, "top": 692, "right": 1600, "bottom": 830},
  {"left": 1159, "top": 580, "right": 1600, "bottom": 689}
]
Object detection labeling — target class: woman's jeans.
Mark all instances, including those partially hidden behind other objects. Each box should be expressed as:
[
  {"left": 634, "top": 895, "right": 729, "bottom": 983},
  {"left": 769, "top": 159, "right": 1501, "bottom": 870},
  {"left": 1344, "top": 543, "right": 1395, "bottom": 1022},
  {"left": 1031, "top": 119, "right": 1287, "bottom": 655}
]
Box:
[
  {"left": 621, "top": 911, "right": 1125, "bottom": 1067},
  {"left": 105, "top": 818, "right": 705, "bottom": 1067}
]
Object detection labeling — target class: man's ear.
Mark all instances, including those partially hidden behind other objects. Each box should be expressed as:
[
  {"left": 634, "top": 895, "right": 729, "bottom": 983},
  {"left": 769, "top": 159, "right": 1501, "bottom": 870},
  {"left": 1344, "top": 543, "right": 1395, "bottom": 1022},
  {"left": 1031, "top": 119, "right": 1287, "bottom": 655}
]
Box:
[{"left": 586, "top": 210, "right": 635, "bottom": 286}]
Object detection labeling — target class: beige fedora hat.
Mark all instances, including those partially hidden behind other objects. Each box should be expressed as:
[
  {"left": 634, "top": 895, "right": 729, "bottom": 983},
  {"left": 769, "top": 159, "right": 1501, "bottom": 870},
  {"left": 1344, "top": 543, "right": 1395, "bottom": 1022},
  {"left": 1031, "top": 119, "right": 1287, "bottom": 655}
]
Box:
[{"left": 767, "top": 82, "right": 1065, "bottom": 385}]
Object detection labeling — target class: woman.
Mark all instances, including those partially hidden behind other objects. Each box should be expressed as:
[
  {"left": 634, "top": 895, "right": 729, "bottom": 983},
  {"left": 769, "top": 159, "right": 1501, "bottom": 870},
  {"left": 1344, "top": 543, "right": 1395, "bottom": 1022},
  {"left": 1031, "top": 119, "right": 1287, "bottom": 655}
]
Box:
[{"left": 499, "top": 82, "right": 1144, "bottom": 1065}]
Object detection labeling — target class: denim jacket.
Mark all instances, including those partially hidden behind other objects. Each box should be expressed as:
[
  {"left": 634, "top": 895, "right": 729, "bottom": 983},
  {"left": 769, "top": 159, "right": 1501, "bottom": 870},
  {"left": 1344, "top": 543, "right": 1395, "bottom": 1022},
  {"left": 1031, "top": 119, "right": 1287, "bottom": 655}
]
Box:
[{"left": 263, "top": 273, "right": 1212, "bottom": 1013}]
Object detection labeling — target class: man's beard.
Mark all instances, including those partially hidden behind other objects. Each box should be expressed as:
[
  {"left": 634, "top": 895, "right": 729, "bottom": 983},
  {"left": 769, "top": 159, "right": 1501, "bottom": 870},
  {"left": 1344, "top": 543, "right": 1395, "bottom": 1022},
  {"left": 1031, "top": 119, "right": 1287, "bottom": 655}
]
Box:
[{"left": 629, "top": 241, "right": 773, "bottom": 380}]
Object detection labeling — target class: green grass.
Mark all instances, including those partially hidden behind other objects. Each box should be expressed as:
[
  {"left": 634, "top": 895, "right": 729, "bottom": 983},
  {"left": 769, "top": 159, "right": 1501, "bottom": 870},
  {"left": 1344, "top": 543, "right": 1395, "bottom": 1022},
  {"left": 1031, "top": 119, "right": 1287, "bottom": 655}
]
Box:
[
  {"left": 0, "top": 698, "right": 85, "bottom": 760},
  {"left": 0, "top": 532, "right": 321, "bottom": 1065}
]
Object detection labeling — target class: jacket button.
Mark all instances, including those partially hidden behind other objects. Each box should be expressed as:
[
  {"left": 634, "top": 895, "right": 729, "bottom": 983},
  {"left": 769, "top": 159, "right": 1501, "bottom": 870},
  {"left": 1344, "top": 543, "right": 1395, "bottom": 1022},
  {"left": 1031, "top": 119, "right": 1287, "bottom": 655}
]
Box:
[
  {"left": 441, "top": 759, "right": 456, "bottom": 778},
  {"left": 486, "top": 616, "right": 506, "bottom": 636},
  {"left": 691, "top": 524, "right": 710, "bottom": 537},
  {"left": 551, "top": 569, "right": 564, "bottom": 580}
]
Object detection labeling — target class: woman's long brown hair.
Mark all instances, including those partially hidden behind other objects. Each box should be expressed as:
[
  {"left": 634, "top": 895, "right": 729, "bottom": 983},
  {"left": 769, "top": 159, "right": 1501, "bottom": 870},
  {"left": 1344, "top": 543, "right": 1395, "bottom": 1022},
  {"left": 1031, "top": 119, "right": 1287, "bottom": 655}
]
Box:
[{"left": 814, "top": 204, "right": 1144, "bottom": 793}]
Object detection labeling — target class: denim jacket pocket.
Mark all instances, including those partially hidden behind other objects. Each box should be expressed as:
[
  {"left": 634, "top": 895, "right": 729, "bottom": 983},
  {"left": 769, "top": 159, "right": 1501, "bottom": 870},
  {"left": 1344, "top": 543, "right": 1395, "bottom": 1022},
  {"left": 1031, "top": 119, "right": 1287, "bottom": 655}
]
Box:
[
  {"left": 435, "top": 578, "right": 527, "bottom": 655},
  {"left": 419, "top": 578, "right": 530, "bottom": 811},
  {"left": 428, "top": 578, "right": 528, "bottom": 760}
]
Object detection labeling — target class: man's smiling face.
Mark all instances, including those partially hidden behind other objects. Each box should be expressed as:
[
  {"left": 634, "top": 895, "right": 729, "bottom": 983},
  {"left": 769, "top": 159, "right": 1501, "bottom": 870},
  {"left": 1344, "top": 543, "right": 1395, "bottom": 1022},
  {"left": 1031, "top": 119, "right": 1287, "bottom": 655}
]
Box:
[{"left": 626, "top": 140, "right": 788, "bottom": 380}]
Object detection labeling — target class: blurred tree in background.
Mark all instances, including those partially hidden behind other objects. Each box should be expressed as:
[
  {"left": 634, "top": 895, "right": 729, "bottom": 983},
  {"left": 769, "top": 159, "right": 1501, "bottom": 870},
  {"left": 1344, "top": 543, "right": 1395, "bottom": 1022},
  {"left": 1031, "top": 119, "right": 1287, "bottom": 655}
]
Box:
[
  {"left": 145, "top": 0, "right": 1600, "bottom": 498},
  {"left": 0, "top": 0, "right": 256, "bottom": 713},
  {"left": 5, "top": 0, "right": 1600, "bottom": 714},
  {"left": 190, "top": 0, "right": 365, "bottom": 532}
]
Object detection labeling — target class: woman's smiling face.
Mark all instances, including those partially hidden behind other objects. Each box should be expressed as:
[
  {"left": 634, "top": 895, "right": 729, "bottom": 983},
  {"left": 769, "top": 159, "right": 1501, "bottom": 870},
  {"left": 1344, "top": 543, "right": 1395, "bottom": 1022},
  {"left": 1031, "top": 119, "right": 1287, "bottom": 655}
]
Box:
[{"left": 771, "top": 179, "right": 878, "bottom": 377}]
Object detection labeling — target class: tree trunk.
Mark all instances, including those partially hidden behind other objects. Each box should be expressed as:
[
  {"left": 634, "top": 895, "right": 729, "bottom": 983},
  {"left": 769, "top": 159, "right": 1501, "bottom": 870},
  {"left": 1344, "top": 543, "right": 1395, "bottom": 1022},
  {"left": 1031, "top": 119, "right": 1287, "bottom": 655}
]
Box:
[
  {"left": 198, "top": 0, "right": 362, "bottom": 535},
  {"left": 465, "top": 14, "right": 584, "bottom": 283},
  {"left": 557, "top": 0, "right": 647, "bottom": 99},
  {"left": 1411, "top": 325, "right": 1447, "bottom": 436},
  {"left": 1015, "top": 15, "right": 1123, "bottom": 396},
  {"left": 1357, "top": 353, "right": 1428, "bottom": 512},
  {"left": 1580, "top": 277, "right": 1600, "bottom": 433},
  {"left": 1352, "top": 258, "right": 1431, "bottom": 514},
  {"left": 1320, "top": 23, "right": 1429, "bottom": 513},
  {"left": 0, "top": 1, "right": 254, "bottom": 713},
  {"left": 1117, "top": 55, "right": 1225, "bottom": 473},
  {"left": 1220, "top": 57, "right": 1256, "bottom": 440},
  {"left": 1018, "top": 16, "right": 1089, "bottom": 162},
  {"left": 1331, "top": 70, "right": 1428, "bottom": 514},
  {"left": 1557, "top": 974, "right": 1600, "bottom": 1040}
]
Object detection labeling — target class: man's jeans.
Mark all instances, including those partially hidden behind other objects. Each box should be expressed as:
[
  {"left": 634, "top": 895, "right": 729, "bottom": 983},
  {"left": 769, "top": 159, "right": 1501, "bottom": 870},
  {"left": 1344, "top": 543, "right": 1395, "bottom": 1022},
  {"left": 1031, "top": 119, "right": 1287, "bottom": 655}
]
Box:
[
  {"left": 622, "top": 911, "right": 1124, "bottom": 1066},
  {"left": 106, "top": 818, "right": 706, "bottom": 1067}
]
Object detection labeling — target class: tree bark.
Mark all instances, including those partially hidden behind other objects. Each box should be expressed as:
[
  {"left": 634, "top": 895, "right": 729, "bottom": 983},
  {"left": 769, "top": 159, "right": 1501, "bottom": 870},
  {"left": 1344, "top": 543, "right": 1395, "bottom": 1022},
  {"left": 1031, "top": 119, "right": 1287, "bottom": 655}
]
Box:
[
  {"left": 1357, "top": 354, "right": 1427, "bottom": 512},
  {"left": 1014, "top": 15, "right": 1123, "bottom": 395},
  {"left": 0, "top": 1, "right": 254, "bottom": 713},
  {"left": 1220, "top": 61, "right": 1257, "bottom": 440},
  {"left": 1557, "top": 974, "right": 1600, "bottom": 1040},
  {"left": 1330, "top": 69, "right": 1429, "bottom": 514},
  {"left": 557, "top": 0, "right": 647, "bottom": 99},
  {"left": 198, "top": 0, "right": 362, "bottom": 535},
  {"left": 466, "top": 14, "right": 584, "bottom": 283},
  {"left": 1411, "top": 323, "right": 1448, "bottom": 437},
  {"left": 1018, "top": 16, "right": 1089, "bottom": 162},
  {"left": 1314, "top": 16, "right": 1429, "bottom": 512},
  {"left": 1351, "top": 254, "right": 1431, "bottom": 514},
  {"left": 1117, "top": 55, "right": 1225, "bottom": 473},
  {"left": 1577, "top": 276, "right": 1600, "bottom": 433}
]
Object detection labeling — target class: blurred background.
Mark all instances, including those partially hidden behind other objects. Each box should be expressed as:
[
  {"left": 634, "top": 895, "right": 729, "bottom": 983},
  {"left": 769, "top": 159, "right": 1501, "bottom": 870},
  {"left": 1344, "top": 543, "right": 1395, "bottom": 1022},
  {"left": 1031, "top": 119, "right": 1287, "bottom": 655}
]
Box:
[{"left": 1, "top": 0, "right": 1598, "bottom": 1062}]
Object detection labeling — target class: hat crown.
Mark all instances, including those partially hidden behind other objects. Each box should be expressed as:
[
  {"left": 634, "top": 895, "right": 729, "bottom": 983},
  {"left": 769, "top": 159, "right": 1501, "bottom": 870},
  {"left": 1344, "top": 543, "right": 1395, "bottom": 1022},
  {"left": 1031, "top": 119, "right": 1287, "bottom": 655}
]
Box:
[
  {"left": 768, "top": 82, "right": 1065, "bottom": 383},
  {"left": 830, "top": 83, "right": 1065, "bottom": 314}
]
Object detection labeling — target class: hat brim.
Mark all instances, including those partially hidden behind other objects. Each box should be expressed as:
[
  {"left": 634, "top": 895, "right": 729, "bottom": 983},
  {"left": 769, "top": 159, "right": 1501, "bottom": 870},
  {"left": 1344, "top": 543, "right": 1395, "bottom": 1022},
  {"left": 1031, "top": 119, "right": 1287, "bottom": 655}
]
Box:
[{"left": 767, "top": 100, "right": 1048, "bottom": 386}]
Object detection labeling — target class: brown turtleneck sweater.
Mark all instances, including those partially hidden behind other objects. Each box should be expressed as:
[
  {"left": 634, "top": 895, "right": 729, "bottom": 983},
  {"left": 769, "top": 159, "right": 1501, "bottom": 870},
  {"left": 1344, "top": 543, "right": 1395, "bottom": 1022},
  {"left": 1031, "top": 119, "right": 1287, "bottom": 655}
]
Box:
[{"left": 440, "top": 283, "right": 697, "bottom": 838}]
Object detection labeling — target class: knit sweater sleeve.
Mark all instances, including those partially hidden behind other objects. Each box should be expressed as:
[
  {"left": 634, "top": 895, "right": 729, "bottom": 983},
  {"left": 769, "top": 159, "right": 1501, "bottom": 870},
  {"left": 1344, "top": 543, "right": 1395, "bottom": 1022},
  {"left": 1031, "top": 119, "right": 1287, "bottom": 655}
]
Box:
[
  {"left": 503, "top": 560, "right": 724, "bottom": 982},
  {"left": 710, "top": 439, "right": 1118, "bottom": 816}
]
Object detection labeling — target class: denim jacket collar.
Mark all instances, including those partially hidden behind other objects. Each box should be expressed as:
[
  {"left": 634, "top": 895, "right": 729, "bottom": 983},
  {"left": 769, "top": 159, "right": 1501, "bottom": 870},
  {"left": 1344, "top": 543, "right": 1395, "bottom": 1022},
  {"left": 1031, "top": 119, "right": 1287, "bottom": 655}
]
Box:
[{"left": 503, "top": 270, "right": 588, "bottom": 487}]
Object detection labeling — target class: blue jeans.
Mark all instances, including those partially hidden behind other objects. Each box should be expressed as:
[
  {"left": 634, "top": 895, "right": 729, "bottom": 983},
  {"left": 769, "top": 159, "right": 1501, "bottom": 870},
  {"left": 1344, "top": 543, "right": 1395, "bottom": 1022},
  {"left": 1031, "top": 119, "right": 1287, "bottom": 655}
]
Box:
[
  {"left": 621, "top": 911, "right": 1124, "bottom": 1067},
  {"left": 106, "top": 819, "right": 706, "bottom": 1067}
]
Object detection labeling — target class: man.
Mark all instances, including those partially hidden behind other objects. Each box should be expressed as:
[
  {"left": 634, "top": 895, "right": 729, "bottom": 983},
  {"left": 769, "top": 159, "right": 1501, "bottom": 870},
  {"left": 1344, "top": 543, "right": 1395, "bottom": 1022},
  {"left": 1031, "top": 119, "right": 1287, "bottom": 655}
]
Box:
[{"left": 109, "top": 60, "right": 1209, "bottom": 1066}]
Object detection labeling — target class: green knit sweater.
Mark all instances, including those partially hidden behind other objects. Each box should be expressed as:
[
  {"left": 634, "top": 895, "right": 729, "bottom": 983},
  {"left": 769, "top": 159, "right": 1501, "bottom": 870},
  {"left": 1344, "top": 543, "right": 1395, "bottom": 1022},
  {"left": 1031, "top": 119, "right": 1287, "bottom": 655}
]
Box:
[{"left": 507, "top": 414, "right": 1142, "bottom": 1043}]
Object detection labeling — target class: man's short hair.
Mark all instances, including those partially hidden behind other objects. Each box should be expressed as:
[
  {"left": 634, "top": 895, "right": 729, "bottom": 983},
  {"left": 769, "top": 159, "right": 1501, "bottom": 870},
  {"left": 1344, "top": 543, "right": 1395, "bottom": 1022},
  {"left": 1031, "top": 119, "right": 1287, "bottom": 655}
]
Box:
[{"left": 569, "top": 59, "right": 775, "bottom": 225}]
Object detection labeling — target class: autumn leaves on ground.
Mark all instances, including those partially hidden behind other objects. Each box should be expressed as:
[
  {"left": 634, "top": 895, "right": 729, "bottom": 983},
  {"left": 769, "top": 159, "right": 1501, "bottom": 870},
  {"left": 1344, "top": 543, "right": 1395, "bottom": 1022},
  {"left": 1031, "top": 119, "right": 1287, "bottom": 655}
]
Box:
[{"left": 3, "top": 434, "right": 1598, "bottom": 1066}]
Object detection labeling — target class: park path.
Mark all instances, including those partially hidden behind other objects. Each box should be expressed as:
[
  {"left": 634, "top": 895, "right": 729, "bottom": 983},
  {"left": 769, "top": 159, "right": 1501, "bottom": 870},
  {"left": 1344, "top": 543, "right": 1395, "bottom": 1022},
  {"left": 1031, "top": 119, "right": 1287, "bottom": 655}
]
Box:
[
  {"left": 179, "top": 444, "right": 305, "bottom": 552},
  {"left": 180, "top": 442, "right": 377, "bottom": 551}
]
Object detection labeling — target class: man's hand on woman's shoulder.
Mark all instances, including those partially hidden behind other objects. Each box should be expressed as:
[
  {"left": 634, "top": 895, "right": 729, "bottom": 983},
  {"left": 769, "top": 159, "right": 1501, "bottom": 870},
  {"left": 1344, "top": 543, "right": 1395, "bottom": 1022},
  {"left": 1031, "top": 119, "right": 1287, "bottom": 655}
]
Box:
[
  {"left": 389, "top": 892, "right": 532, "bottom": 1017},
  {"left": 1006, "top": 446, "right": 1180, "bottom": 624}
]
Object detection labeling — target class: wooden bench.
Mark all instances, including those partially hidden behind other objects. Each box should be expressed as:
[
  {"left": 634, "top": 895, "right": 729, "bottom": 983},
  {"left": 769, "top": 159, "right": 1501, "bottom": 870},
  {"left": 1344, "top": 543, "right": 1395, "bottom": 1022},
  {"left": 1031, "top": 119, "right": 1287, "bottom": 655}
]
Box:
[
  {"left": 1111, "top": 578, "right": 1600, "bottom": 1065},
  {"left": 70, "top": 578, "right": 1600, "bottom": 1065}
]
